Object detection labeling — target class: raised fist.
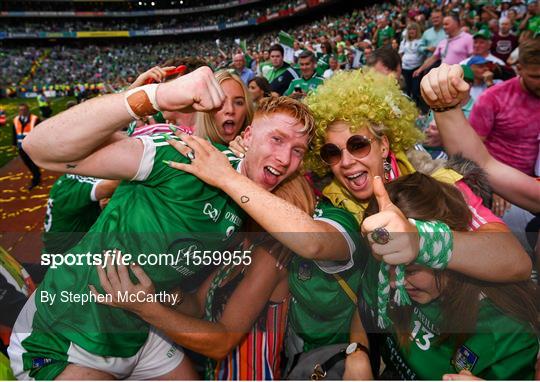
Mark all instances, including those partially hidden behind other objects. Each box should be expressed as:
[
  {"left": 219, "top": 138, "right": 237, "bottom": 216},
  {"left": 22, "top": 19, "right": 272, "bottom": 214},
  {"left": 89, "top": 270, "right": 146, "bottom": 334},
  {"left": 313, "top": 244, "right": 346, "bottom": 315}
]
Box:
[
  {"left": 156, "top": 66, "right": 225, "bottom": 113},
  {"left": 420, "top": 63, "right": 470, "bottom": 110}
]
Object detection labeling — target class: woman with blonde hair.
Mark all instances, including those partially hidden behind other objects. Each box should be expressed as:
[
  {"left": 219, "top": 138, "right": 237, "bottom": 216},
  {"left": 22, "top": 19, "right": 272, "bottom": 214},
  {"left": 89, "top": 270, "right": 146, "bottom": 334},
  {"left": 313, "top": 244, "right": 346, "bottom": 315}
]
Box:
[
  {"left": 399, "top": 21, "right": 425, "bottom": 105},
  {"left": 195, "top": 70, "right": 254, "bottom": 144}
]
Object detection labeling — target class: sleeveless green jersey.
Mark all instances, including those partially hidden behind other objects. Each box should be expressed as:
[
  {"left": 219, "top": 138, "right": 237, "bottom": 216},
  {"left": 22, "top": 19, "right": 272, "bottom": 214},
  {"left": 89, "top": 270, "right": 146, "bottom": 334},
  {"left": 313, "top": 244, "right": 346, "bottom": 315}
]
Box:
[
  {"left": 42, "top": 174, "right": 102, "bottom": 255},
  {"left": 288, "top": 201, "right": 369, "bottom": 351},
  {"left": 34, "top": 135, "right": 246, "bottom": 357}
]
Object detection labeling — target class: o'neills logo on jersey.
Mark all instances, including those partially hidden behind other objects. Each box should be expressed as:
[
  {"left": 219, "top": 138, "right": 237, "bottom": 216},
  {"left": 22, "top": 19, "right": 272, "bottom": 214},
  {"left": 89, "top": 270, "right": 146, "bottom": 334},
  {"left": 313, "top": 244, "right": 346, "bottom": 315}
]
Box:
[
  {"left": 225, "top": 211, "right": 242, "bottom": 226},
  {"left": 203, "top": 203, "right": 221, "bottom": 222}
]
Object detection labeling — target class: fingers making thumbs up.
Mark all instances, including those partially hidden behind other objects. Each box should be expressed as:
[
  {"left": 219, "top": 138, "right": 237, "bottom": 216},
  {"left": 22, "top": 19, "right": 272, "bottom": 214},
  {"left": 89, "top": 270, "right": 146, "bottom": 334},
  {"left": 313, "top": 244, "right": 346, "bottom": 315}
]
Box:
[
  {"left": 372, "top": 174, "right": 394, "bottom": 211},
  {"left": 420, "top": 63, "right": 470, "bottom": 109},
  {"left": 361, "top": 176, "right": 420, "bottom": 265}
]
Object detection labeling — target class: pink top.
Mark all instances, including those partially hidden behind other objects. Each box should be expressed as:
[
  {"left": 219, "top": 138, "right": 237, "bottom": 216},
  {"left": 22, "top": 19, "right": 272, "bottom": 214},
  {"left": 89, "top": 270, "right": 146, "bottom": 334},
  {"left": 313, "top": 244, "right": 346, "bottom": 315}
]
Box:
[
  {"left": 455, "top": 180, "right": 502, "bottom": 230},
  {"left": 470, "top": 77, "right": 540, "bottom": 175},
  {"left": 389, "top": 151, "right": 501, "bottom": 229},
  {"left": 434, "top": 31, "right": 474, "bottom": 64}
]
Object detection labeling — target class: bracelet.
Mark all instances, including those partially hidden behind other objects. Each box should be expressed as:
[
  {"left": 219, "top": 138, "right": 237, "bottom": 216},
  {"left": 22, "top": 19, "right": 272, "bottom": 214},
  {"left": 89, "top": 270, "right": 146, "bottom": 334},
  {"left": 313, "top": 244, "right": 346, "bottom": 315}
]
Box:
[
  {"left": 124, "top": 84, "right": 161, "bottom": 120},
  {"left": 409, "top": 218, "right": 453, "bottom": 269},
  {"left": 431, "top": 103, "right": 460, "bottom": 113}
]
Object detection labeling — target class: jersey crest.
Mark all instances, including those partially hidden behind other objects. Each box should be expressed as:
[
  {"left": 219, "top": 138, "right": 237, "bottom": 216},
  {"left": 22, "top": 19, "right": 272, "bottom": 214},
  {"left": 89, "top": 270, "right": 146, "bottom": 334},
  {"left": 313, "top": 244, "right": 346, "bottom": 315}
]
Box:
[
  {"left": 452, "top": 345, "right": 479, "bottom": 372},
  {"left": 203, "top": 202, "right": 221, "bottom": 222},
  {"left": 297, "top": 261, "right": 312, "bottom": 281}
]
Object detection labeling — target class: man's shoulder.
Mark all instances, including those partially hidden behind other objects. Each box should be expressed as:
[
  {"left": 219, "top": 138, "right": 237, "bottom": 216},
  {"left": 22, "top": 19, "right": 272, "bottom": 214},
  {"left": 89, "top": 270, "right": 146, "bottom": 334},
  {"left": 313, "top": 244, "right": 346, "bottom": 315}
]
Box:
[
  {"left": 436, "top": 38, "right": 447, "bottom": 49},
  {"left": 290, "top": 78, "right": 301, "bottom": 85},
  {"left": 475, "top": 77, "right": 518, "bottom": 108},
  {"left": 486, "top": 76, "right": 519, "bottom": 94},
  {"left": 269, "top": 64, "right": 288, "bottom": 76},
  {"left": 486, "top": 54, "right": 505, "bottom": 66},
  {"left": 283, "top": 65, "right": 299, "bottom": 78},
  {"left": 457, "top": 31, "right": 473, "bottom": 41}
]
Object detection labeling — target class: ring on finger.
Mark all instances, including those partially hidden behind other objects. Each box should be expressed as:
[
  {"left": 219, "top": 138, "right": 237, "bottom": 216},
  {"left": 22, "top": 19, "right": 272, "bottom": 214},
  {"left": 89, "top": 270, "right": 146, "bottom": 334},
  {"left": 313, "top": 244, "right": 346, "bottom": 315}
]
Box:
[{"left": 371, "top": 227, "right": 391, "bottom": 245}]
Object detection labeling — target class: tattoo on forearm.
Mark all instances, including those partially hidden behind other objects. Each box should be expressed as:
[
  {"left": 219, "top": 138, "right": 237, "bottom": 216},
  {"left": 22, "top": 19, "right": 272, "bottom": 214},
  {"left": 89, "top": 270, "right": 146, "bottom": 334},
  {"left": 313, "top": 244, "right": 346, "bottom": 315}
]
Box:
[
  {"left": 66, "top": 164, "right": 77, "bottom": 169},
  {"left": 240, "top": 196, "right": 250, "bottom": 204}
]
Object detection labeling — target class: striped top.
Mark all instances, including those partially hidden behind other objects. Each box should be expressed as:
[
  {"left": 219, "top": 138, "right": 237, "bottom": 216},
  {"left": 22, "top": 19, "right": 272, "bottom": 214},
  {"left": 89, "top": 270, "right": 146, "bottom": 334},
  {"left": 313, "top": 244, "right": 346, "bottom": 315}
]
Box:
[
  {"left": 205, "top": 265, "right": 288, "bottom": 380},
  {"left": 128, "top": 123, "right": 193, "bottom": 137},
  {"left": 211, "top": 299, "right": 288, "bottom": 380}
]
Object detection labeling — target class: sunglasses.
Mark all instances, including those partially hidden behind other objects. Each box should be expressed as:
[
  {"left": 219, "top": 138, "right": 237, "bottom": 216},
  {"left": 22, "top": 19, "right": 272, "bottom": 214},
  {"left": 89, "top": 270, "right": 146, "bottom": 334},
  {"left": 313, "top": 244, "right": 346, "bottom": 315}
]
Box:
[{"left": 320, "top": 135, "right": 375, "bottom": 165}]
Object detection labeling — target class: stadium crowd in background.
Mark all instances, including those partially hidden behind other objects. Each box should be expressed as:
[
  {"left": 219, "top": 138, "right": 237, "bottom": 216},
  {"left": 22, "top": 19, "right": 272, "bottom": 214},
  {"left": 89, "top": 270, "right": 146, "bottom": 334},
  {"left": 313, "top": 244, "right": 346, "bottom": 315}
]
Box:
[
  {"left": 2, "top": 0, "right": 539, "bottom": 96},
  {"left": 1, "top": 0, "right": 540, "bottom": 379}
]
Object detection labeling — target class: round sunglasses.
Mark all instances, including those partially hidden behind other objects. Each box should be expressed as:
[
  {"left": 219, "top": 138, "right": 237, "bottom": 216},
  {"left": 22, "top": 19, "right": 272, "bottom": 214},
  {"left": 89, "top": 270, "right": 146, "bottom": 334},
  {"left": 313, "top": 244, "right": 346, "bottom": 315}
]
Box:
[{"left": 319, "top": 135, "right": 375, "bottom": 165}]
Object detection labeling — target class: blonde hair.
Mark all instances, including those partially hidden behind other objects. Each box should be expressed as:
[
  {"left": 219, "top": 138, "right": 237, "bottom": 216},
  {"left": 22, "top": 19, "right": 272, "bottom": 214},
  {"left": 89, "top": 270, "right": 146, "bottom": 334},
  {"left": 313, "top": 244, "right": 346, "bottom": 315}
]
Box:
[
  {"left": 195, "top": 70, "right": 254, "bottom": 144},
  {"left": 305, "top": 69, "right": 423, "bottom": 176},
  {"left": 254, "top": 96, "right": 315, "bottom": 140},
  {"left": 273, "top": 172, "right": 316, "bottom": 215},
  {"left": 406, "top": 22, "right": 423, "bottom": 41}
]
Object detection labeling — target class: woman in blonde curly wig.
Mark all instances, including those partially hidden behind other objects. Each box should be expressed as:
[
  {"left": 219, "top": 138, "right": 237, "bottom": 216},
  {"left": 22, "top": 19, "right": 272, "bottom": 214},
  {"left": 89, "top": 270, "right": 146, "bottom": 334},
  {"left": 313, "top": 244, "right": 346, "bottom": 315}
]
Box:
[
  {"left": 195, "top": 70, "right": 254, "bottom": 144},
  {"left": 305, "top": 69, "right": 422, "bottom": 213},
  {"left": 303, "top": 68, "right": 531, "bottom": 379}
]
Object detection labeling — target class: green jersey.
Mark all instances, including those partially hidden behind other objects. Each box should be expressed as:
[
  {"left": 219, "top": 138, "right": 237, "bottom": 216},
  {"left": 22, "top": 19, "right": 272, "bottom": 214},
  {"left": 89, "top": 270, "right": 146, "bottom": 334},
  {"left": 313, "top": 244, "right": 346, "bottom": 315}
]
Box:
[
  {"left": 527, "top": 15, "right": 540, "bottom": 33},
  {"left": 284, "top": 74, "right": 324, "bottom": 97},
  {"left": 377, "top": 26, "right": 396, "bottom": 48},
  {"left": 259, "top": 61, "right": 273, "bottom": 78},
  {"left": 288, "top": 201, "right": 369, "bottom": 351},
  {"left": 42, "top": 174, "right": 102, "bottom": 255},
  {"left": 316, "top": 53, "right": 331, "bottom": 76},
  {"left": 360, "top": 257, "right": 538, "bottom": 380},
  {"left": 265, "top": 63, "right": 299, "bottom": 95},
  {"left": 34, "top": 135, "right": 246, "bottom": 357}
]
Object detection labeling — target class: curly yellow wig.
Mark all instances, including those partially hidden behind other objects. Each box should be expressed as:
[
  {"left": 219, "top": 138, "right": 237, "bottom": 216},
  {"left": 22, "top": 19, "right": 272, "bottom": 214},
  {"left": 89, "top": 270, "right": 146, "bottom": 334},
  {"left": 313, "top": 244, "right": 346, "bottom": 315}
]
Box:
[{"left": 304, "top": 69, "right": 423, "bottom": 176}]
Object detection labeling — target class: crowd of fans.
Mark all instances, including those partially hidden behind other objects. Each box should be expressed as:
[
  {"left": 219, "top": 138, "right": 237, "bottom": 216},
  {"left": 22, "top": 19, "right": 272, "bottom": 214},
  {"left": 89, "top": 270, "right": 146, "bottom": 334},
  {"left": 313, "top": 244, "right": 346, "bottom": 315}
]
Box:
[
  {"left": 1, "top": 0, "right": 305, "bottom": 34},
  {"left": 2, "top": 4, "right": 266, "bottom": 33},
  {"left": 0, "top": 0, "right": 236, "bottom": 12},
  {"left": 1, "top": 0, "right": 538, "bottom": 95},
  {"left": 1, "top": 0, "right": 539, "bottom": 380}
]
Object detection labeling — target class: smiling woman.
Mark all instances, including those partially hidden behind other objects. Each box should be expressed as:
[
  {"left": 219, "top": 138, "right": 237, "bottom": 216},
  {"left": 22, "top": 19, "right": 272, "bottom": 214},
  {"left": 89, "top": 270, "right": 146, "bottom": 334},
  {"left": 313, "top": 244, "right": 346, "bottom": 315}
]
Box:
[{"left": 195, "top": 70, "right": 254, "bottom": 144}]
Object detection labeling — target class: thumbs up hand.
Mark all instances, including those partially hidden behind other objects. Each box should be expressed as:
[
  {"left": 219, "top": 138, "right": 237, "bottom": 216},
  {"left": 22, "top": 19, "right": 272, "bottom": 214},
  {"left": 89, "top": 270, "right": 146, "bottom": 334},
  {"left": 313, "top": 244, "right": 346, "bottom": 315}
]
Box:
[{"left": 361, "top": 176, "right": 420, "bottom": 265}]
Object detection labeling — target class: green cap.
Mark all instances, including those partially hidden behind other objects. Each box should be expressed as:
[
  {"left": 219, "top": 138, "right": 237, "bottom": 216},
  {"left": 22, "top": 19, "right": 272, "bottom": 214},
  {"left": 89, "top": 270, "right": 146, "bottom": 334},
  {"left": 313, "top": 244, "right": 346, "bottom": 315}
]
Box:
[
  {"left": 473, "top": 29, "right": 492, "bottom": 40},
  {"left": 461, "top": 64, "right": 474, "bottom": 82}
]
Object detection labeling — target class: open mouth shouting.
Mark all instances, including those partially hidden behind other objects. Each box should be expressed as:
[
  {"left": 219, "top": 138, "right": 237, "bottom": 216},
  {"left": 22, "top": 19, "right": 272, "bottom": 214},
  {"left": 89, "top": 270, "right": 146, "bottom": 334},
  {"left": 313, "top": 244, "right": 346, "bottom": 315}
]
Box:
[
  {"left": 262, "top": 165, "right": 284, "bottom": 188},
  {"left": 222, "top": 119, "right": 237, "bottom": 136},
  {"left": 345, "top": 170, "right": 369, "bottom": 191}
]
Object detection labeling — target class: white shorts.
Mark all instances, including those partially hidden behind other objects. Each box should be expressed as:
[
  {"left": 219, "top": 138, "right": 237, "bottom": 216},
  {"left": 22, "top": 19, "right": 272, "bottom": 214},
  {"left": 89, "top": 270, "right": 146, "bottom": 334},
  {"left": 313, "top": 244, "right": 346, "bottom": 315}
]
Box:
[{"left": 9, "top": 293, "right": 185, "bottom": 380}]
